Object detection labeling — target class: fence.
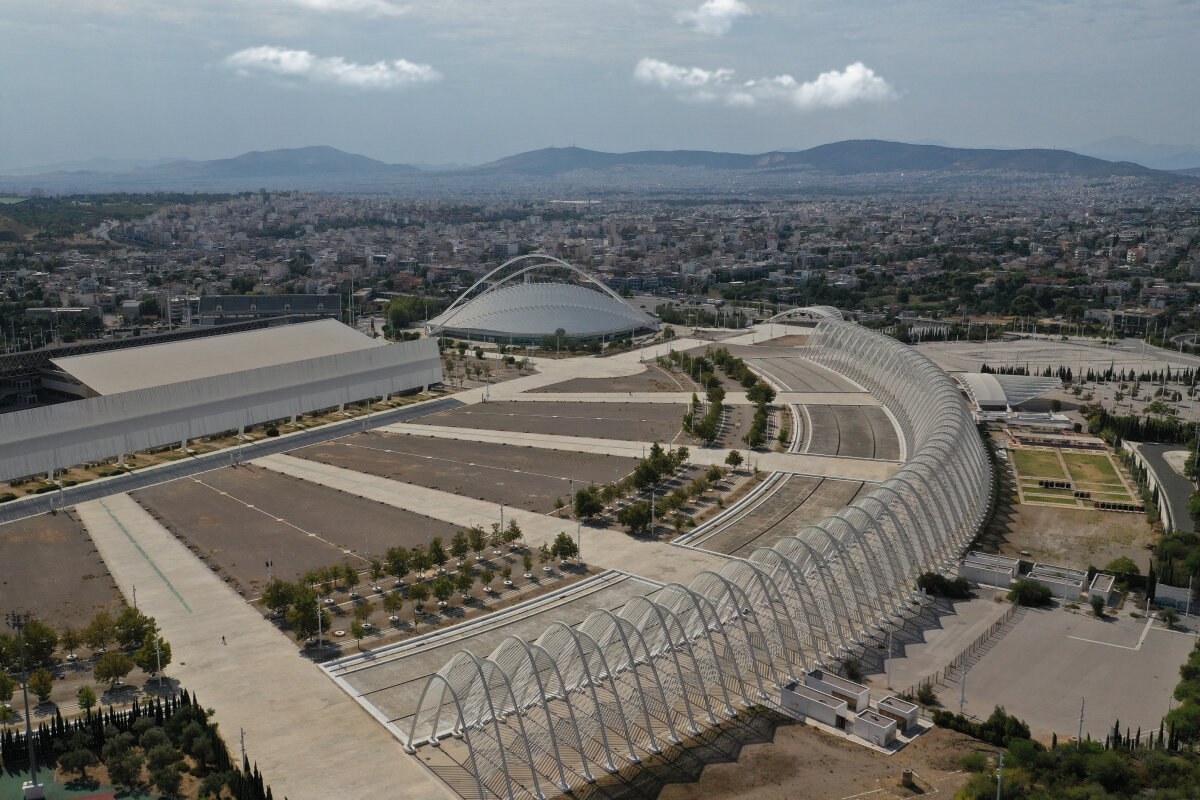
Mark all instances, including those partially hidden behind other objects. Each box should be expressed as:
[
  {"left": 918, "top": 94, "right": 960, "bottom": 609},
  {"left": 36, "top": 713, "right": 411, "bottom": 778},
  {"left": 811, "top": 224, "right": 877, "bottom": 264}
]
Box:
[{"left": 901, "top": 602, "right": 1021, "bottom": 700}]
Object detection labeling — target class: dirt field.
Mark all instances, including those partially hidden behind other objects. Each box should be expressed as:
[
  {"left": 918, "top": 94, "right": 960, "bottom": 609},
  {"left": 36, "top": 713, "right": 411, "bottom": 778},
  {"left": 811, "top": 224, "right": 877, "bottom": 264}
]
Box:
[
  {"left": 759, "top": 334, "right": 810, "bottom": 347},
  {"left": 132, "top": 466, "right": 462, "bottom": 592},
  {"left": 542, "top": 364, "right": 693, "bottom": 393},
  {"left": 1062, "top": 451, "right": 1121, "bottom": 484},
  {"left": 294, "top": 433, "right": 641, "bottom": 512},
  {"left": 0, "top": 510, "right": 124, "bottom": 630},
  {"left": 989, "top": 502, "right": 1154, "bottom": 571},
  {"left": 411, "top": 401, "right": 687, "bottom": 443},
  {"left": 656, "top": 722, "right": 993, "bottom": 800}
]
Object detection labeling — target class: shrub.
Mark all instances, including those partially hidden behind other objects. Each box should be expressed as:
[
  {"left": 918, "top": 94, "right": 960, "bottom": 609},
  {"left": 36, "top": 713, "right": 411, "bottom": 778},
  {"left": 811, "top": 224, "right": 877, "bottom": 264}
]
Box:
[
  {"left": 265, "top": 426, "right": 280, "bottom": 437},
  {"left": 1008, "top": 580, "right": 1053, "bottom": 607},
  {"left": 917, "top": 571, "right": 972, "bottom": 599},
  {"left": 917, "top": 682, "right": 938, "bottom": 705},
  {"left": 841, "top": 657, "right": 863, "bottom": 682},
  {"left": 960, "top": 751, "right": 988, "bottom": 772},
  {"left": 1161, "top": 607, "right": 1181, "bottom": 628},
  {"left": 1090, "top": 595, "right": 1106, "bottom": 617}
]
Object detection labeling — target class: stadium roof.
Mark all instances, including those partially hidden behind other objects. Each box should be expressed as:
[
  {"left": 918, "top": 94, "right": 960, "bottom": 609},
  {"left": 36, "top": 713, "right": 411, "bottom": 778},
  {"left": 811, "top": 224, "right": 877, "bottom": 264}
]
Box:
[
  {"left": 953, "top": 372, "right": 1061, "bottom": 409},
  {"left": 428, "top": 281, "right": 658, "bottom": 340},
  {"left": 52, "top": 319, "right": 382, "bottom": 395}
]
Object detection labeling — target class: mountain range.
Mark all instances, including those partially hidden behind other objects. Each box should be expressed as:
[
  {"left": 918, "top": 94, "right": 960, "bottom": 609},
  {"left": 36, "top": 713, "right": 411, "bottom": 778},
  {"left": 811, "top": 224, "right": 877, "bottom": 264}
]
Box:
[{"left": 2, "top": 140, "right": 1195, "bottom": 194}]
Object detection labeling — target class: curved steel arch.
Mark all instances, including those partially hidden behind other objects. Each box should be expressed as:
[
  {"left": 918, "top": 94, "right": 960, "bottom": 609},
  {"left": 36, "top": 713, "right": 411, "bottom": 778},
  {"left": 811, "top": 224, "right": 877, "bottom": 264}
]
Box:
[
  {"left": 431, "top": 253, "right": 638, "bottom": 334},
  {"left": 407, "top": 308, "right": 995, "bottom": 799}
]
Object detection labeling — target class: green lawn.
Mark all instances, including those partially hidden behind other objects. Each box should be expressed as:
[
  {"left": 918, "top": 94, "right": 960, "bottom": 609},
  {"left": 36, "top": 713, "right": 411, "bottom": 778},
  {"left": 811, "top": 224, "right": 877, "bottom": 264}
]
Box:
[
  {"left": 1012, "top": 448, "right": 1066, "bottom": 479},
  {"left": 1023, "top": 493, "right": 1082, "bottom": 506}
]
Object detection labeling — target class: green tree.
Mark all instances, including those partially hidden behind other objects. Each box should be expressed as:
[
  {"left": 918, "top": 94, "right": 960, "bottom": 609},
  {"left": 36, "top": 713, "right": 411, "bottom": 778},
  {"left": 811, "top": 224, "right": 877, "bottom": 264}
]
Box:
[
  {"left": 114, "top": 608, "right": 155, "bottom": 650},
  {"left": 152, "top": 764, "right": 183, "bottom": 796},
  {"left": 342, "top": 564, "right": 361, "bottom": 590},
  {"left": 22, "top": 618, "right": 58, "bottom": 668},
  {"left": 369, "top": 559, "right": 384, "bottom": 582},
  {"left": 93, "top": 651, "right": 134, "bottom": 687},
  {"left": 551, "top": 531, "right": 579, "bottom": 560},
  {"left": 0, "top": 671, "right": 14, "bottom": 703},
  {"left": 455, "top": 570, "right": 475, "bottom": 596},
  {"left": 617, "top": 502, "right": 652, "bottom": 534},
  {"left": 133, "top": 632, "right": 172, "bottom": 676},
  {"left": 429, "top": 537, "right": 448, "bottom": 569},
  {"left": 77, "top": 685, "right": 98, "bottom": 713},
  {"left": 1103, "top": 557, "right": 1140, "bottom": 581},
  {"left": 287, "top": 589, "right": 329, "bottom": 639},
  {"left": 725, "top": 450, "right": 743, "bottom": 469},
  {"left": 746, "top": 383, "right": 776, "bottom": 405},
  {"left": 60, "top": 627, "right": 80, "bottom": 655},
  {"left": 432, "top": 577, "right": 454, "bottom": 604},
  {"left": 59, "top": 748, "right": 99, "bottom": 778},
  {"left": 1008, "top": 579, "right": 1053, "bottom": 606},
  {"left": 262, "top": 579, "right": 296, "bottom": 615},
  {"left": 383, "top": 591, "right": 404, "bottom": 617},
  {"left": 350, "top": 621, "right": 366, "bottom": 650},
  {"left": 1090, "top": 595, "right": 1106, "bottom": 617},
  {"left": 468, "top": 525, "right": 488, "bottom": 555},
  {"left": 451, "top": 530, "right": 470, "bottom": 560},
  {"left": 573, "top": 487, "right": 604, "bottom": 519},
  {"left": 385, "top": 546, "right": 410, "bottom": 578},
  {"left": 29, "top": 667, "right": 53, "bottom": 703},
  {"left": 107, "top": 751, "right": 145, "bottom": 790},
  {"left": 480, "top": 569, "right": 494, "bottom": 590}
]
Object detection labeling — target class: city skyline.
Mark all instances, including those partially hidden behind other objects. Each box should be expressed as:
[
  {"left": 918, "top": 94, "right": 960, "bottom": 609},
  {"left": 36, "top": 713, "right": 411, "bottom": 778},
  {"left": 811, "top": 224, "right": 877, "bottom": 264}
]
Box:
[{"left": 4, "top": 0, "right": 1199, "bottom": 170}]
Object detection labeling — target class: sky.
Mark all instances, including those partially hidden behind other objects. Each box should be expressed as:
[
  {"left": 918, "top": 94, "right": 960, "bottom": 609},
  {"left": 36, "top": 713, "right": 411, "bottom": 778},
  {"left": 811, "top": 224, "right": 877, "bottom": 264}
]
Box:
[{"left": 3, "top": 0, "right": 1199, "bottom": 169}]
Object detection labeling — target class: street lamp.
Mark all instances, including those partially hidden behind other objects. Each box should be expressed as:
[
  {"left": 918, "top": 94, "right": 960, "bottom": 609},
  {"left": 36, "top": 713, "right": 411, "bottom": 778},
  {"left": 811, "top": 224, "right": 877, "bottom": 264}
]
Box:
[{"left": 6, "top": 611, "right": 42, "bottom": 797}]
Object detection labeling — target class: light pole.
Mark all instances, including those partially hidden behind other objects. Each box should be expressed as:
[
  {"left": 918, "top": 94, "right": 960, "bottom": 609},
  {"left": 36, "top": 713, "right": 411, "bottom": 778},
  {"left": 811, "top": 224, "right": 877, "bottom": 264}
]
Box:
[{"left": 6, "top": 611, "right": 40, "bottom": 795}]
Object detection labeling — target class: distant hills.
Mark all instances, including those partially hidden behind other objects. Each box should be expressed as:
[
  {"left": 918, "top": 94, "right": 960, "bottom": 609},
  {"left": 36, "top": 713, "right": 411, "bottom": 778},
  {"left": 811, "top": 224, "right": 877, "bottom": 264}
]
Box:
[
  {"left": 2, "top": 140, "right": 1194, "bottom": 194},
  {"left": 1076, "top": 136, "right": 1200, "bottom": 172},
  {"left": 471, "top": 140, "right": 1174, "bottom": 178}
]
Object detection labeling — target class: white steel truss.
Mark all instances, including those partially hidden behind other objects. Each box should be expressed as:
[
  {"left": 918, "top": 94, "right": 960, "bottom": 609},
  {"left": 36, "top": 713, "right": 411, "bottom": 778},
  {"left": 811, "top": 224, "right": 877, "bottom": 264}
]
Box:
[{"left": 406, "top": 312, "right": 992, "bottom": 799}]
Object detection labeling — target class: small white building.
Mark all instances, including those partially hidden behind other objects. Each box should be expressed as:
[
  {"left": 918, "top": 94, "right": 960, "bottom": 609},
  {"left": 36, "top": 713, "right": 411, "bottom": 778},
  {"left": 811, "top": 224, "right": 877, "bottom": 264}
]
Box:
[
  {"left": 1028, "top": 563, "right": 1087, "bottom": 600},
  {"left": 852, "top": 709, "right": 898, "bottom": 746},
  {"left": 805, "top": 670, "right": 870, "bottom": 711},
  {"left": 780, "top": 682, "right": 847, "bottom": 728},
  {"left": 877, "top": 695, "right": 920, "bottom": 732},
  {"left": 1089, "top": 572, "right": 1117, "bottom": 606},
  {"left": 959, "top": 551, "right": 1019, "bottom": 588}
]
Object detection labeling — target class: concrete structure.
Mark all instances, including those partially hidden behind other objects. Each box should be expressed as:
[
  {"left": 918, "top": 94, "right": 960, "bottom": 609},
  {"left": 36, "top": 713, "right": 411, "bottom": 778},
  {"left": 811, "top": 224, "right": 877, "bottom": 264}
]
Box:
[
  {"left": 852, "top": 709, "right": 898, "bottom": 746},
  {"left": 959, "top": 551, "right": 1020, "bottom": 588},
  {"left": 1028, "top": 563, "right": 1087, "bottom": 600},
  {"left": 426, "top": 254, "right": 658, "bottom": 343},
  {"left": 877, "top": 696, "right": 920, "bottom": 732},
  {"left": 1089, "top": 573, "right": 1117, "bottom": 606},
  {"left": 0, "top": 329, "right": 440, "bottom": 483},
  {"left": 780, "top": 682, "right": 848, "bottom": 727},
  {"left": 805, "top": 669, "right": 871, "bottom": 712}
]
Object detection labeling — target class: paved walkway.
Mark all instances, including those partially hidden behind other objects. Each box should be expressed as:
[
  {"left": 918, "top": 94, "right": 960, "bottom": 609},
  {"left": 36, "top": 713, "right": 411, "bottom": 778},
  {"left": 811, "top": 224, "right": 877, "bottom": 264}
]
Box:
[
  {"left": 74, "top": 494, "right": 456, "bottom": 800},
  {"left": 378, "top": 423, "right": 901, "bottom": 481},
  {"left": 255, "top": 453, "right": 731, "bottom": 587}
]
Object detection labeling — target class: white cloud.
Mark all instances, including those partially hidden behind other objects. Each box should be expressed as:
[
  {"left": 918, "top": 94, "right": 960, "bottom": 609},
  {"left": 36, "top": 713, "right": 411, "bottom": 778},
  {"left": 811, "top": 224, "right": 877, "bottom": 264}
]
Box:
[
  {"left": 634, "top": 58, "right": 897, "bottom": 111},
  {"left": 676, "top": 0, "right": 751, "bottom": 35},
  {"left": 224, "top": 46, "right": 440, "bottom": 90},
  {"left": 279, "top": 0, "right": 408, "bottom": 17}
]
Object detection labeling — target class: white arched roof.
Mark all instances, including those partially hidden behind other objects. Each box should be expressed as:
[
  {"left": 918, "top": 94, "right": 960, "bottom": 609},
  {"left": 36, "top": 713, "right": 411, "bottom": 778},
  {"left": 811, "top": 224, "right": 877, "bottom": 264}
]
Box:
[
  {"left": 953, "top": 372, "right": 1061, "bottom": 409},
  {"left": 427, "top": 254, "right": 658, "bottom": 339}
]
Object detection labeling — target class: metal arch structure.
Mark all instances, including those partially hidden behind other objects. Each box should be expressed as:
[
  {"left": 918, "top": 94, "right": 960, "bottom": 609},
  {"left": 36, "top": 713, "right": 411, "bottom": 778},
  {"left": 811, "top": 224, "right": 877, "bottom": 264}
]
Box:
[
  {"left": 406, "top": 310, "right": 992, "bottom": 800},
  {"left": 425, "top": 253, "right": 653, "bottom": 338},
  {"left": 763, "top": 305, "right": 843, "bottom": 325}
]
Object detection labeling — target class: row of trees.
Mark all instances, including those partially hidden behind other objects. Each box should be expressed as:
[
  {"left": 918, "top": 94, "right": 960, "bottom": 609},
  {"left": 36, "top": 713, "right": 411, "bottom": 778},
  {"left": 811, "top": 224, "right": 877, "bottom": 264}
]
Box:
[
  {"left": 1084, "top": 405, "right": 1192, "bottom": 445},
  {"left": 1, "top": 608, "right": 171, "bottom": 718},
  {"left": 1, "top": 691, "right": 276, "bottom": 799}
]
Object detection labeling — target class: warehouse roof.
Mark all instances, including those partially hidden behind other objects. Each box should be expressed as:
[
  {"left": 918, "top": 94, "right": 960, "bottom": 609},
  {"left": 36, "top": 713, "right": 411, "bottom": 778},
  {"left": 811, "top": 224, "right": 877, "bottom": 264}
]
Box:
[{"left": 51, "top": 319, "right": 382, "bottom": 395}]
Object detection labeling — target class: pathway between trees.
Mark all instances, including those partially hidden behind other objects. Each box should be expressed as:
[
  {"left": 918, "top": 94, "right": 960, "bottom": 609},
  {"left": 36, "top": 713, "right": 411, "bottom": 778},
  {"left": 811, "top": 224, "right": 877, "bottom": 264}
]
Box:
[{"left": 75, "top": 493, "right": 457, "bottom": 800}]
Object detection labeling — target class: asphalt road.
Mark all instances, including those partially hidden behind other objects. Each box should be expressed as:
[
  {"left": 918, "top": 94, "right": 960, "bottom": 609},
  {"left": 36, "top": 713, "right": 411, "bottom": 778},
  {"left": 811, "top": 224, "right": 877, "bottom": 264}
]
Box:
[
  {"left": 0, "top": 396, "right": 464, "bottom": 526},
  {"left": 1137, "top": 442, "right": 1196, "bottom": 534}
]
